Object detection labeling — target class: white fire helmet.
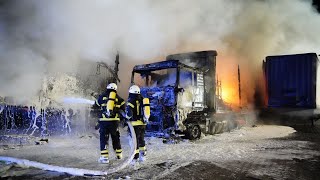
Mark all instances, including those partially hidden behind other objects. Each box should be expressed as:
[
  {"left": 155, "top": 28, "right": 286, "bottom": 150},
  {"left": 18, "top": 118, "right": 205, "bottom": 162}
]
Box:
[
  {"left": 129, "top": 85, "right": 140, "bottom": 94},
  {"left": 106, "top": 83, "right": 117, "bottom": 91}
]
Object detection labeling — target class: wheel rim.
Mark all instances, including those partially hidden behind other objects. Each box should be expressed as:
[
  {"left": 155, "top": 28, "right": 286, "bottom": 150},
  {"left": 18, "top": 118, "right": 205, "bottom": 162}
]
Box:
[{"left": 192, "top": 126, "right": 200, "bottom": 138}]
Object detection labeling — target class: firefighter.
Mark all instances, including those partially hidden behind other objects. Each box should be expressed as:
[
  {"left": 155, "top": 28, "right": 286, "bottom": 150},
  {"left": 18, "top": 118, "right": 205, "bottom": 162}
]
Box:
[
  {"left": 126, "top": 85, "right": 150, "bottom": 163},
  {"left": 95, "top": 83, "right": 125, "bottom": 164}
]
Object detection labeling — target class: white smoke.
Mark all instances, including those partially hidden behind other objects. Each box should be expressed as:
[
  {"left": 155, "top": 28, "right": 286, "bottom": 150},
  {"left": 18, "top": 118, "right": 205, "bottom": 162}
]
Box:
[{"left": 0, "top": 0, "right": 319, "bottom": 105}]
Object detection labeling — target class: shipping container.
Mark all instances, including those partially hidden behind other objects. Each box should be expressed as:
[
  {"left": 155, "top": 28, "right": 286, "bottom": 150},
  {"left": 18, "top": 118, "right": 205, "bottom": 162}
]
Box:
[{"left": 263, "top": 53, "right": 320, "bottom": 109}]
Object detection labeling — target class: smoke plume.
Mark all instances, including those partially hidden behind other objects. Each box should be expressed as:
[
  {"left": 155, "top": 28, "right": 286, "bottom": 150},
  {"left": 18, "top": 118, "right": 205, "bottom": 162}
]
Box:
[{"left": 0, "top": 0, "right": 319, "bottom": 106}]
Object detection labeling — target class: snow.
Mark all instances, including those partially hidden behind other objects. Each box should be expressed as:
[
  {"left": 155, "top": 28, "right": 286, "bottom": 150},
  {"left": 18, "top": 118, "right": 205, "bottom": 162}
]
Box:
[
  {"left": 0, "top": 125, "right": 319, "bottom": 179},
  {"left": 0, "top": 122, "right": 138, "bottom": 176}
]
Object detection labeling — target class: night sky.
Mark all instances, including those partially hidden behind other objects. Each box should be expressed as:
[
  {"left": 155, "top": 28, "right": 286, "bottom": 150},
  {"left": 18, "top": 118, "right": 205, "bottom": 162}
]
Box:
[{"left": 313, "top": 0, "right": 320, "bottom": 12}]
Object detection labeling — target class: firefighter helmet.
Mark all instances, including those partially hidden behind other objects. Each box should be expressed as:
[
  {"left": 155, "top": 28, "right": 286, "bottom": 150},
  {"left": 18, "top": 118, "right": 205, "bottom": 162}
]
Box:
[
  {"left": 129, "top": 85, "right": 140, "bottom": 94},
  {"left": 106, "top": 83, "right": 117, "bottom": 90}
]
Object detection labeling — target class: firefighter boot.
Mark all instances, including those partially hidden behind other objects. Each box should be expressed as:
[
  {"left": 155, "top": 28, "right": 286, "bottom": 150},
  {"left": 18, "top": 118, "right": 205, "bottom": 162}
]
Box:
[
  {"left": 115, "top": 149, "right": 123, "bottom": 159},
  {"left": 98, "top": 156, "right": 109, "bottom": 164},
  {"left": 139, "top": 153, "right": 146, "bottom": 162},
  {"left": 139, "top": 149, "right": 147, "bottom": 162},
  {"left": 130, "top": 149, "right": 140, "bottom": 165},
  {"left": 117, "top": 153, "right": 123, "bottom": 159},
  {"left": 134, "top": 149, "right": 139, "bottom": 159},
  {"left": 140, "top": 149, "right": 147, "bottom": 156},
  {"left": 139, "top": 146, "right": 147, "bottom": 160}
]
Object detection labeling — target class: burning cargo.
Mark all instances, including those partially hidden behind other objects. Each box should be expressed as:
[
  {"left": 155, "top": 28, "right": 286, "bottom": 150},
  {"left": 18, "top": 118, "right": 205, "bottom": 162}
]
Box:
[{"left": 131, "top": 51, "right": 239, "bottom": 139}]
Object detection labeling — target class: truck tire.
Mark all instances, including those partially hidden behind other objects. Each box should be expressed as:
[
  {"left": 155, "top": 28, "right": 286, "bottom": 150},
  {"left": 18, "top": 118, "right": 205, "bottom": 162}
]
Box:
[
  {"left": 215, "top": 122, "right": 223, "bottom": 134},
  {"left": 186, "top": 124, "right": 201, "bottom": 140},
  {"left": 222, "top": 120, "right": 228, "bottom": 132},
  {"left": 209, "top": 122, "right": 216, "bottom": 135}
]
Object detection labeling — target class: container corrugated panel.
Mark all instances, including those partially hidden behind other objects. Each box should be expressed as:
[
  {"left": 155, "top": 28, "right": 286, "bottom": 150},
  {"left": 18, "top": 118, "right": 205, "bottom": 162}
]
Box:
[{"left": 264, "top": 53, "right": 318, "bottom": 108}]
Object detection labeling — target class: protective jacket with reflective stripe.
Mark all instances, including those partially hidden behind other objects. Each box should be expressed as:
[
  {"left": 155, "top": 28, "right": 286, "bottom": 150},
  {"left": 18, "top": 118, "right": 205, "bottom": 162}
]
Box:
[
  {"left": 95, "top": 90, "right": 125, "bottom": 121},
  {"left": 126, "top": 94, "right": 145, "bottom": 126}
]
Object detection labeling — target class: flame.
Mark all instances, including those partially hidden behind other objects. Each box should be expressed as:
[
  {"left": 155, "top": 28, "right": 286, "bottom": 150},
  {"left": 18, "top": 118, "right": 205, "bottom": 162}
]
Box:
[
  {"left": 216, "top": 55, "right": 242, "bottom": 107},
  {"left": 221, "top": 81, "right": 239, "bottom": 105},
  {"left": 216, "top": 54, "right": 264, "bottom": 108}
]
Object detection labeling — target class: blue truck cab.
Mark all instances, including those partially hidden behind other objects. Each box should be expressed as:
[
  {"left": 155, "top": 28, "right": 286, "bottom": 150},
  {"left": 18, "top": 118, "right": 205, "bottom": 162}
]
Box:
[{"left": 130, "top": 51, "right": 238, "bottom": 139}]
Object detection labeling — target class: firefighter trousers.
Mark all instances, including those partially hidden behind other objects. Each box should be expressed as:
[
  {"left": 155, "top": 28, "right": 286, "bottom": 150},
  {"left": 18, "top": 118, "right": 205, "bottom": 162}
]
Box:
[
  {"left": 99, "top": 121, "right": 122, "bottom": 158},
  {"left": 133, "top": 125, "right": 146, "bottom": 159}
]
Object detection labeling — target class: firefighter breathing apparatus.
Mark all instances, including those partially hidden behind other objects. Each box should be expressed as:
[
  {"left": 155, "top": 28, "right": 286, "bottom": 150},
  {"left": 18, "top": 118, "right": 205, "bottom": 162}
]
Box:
[
  {"left": 129, "top": 85, "right": 150, "bottom": 123},
  {"left": 104, "top": 83, "right": 117, "bottom": 117}
]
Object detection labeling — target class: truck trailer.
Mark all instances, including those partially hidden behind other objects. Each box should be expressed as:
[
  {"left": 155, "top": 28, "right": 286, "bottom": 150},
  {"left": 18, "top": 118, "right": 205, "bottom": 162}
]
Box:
[
  {"left": 262, "top": 52, "right": 320, "bottom": 125},
  {"left": 264, "top": 53, "right": 320, "bottom": 108},
  {"left": 130, "top": 51, "right": 239, "bottom": 139}
]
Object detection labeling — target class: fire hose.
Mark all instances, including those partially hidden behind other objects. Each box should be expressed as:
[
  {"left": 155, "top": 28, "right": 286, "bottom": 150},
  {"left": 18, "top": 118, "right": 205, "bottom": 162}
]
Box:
[{"left": 0, "top": 122, "right": 137, "bottom": 177}]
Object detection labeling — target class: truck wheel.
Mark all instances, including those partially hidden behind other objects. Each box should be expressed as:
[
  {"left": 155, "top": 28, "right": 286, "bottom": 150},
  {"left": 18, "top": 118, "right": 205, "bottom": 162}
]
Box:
[
  {"left": 215, "top": 122, "right": 223, "bottom": 134},
  {"left": 186, "top": 124, "right": 201, "bottom": 140},
  {"left": 209, "top": 122, "right": 216, "bottom": 135}
]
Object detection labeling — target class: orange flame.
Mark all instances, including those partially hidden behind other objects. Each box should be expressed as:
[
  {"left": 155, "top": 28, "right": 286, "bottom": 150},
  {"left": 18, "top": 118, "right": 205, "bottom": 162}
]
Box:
[
  {"left": 216, "top": 55, "right": 242, "bottom": 107},
  {"left": 220, "top": 77, "right": 240, "bottom": 106}
]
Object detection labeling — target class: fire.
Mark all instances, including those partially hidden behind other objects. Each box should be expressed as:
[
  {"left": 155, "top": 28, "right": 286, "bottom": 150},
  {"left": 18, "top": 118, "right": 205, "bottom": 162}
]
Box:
[
  {"left": 221, "top": 82, "right": 239, "bottom": 105},
  {"left": 216, "top": 54, "right": 242, "bottom": 107}
]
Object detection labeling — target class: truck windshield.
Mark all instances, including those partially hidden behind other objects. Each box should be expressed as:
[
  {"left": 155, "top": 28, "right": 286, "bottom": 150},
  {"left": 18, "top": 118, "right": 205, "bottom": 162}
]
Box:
[{"left": 133, "top": 68, "right": 177, "bottom": 87}]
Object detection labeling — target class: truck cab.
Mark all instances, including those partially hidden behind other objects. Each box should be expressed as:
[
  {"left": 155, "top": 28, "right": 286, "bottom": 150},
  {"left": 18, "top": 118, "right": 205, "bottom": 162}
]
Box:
[{"left": 131, "top": 51, "right": 234, "bottom": 139}]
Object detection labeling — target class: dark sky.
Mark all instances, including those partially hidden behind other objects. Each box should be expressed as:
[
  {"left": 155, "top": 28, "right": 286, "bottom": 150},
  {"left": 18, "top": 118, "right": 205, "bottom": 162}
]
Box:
[{"left": 313, "top": 0, "right": 320, "bottom": 12}]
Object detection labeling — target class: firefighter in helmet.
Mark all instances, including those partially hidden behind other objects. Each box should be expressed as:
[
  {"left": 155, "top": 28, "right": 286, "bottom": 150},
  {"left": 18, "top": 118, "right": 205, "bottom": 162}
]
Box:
[
  {"left": 126, "top": 85, "right": 150, "bottom": 162},
  {"left": 95, "top": 83, "right": 125, "bottom": 164}
]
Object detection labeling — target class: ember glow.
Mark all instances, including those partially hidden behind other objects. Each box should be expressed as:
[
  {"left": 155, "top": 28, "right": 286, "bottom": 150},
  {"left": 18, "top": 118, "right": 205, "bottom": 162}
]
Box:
[
  {"left": 221, "top": 82, "right": 239, "bottom": 105},
  {"left": 216, "top": 55, "right": 242, "bottom": 107}
]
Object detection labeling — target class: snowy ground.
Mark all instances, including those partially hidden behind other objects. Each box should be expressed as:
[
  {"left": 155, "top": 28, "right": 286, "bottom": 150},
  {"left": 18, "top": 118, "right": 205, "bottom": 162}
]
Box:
[{"left": 0, "top": 124, "right": 320, "bottom": 179}]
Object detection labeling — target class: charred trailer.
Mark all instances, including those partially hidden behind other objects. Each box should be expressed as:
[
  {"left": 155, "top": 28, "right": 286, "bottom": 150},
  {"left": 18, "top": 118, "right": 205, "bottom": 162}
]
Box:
[
  {"left": 131, "top": 51, "right": 233, "bottom": 139},
  {"left": 263, "top": 53, "right": 320, "bottom": 125}
]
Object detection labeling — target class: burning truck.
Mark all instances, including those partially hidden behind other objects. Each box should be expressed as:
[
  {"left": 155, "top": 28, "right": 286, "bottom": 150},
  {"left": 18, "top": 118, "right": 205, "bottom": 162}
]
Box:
[{"left": 131, "top": 51, "right": 239, "bottom": 140}]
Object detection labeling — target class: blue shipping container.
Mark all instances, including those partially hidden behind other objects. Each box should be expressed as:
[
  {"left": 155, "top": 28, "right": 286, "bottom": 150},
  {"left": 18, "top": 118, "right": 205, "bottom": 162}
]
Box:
[{"left": 264, "top": 53, "right": 319, "bottom": 108}]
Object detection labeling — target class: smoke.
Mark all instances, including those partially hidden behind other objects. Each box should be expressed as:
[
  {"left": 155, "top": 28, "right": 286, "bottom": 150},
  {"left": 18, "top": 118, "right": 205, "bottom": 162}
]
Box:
[
  {"left": 220, "top": 0, "right": 320, "bottom": 106},
  {"left": 0, "top": 0, "right": 319, "bottom": 107}
]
